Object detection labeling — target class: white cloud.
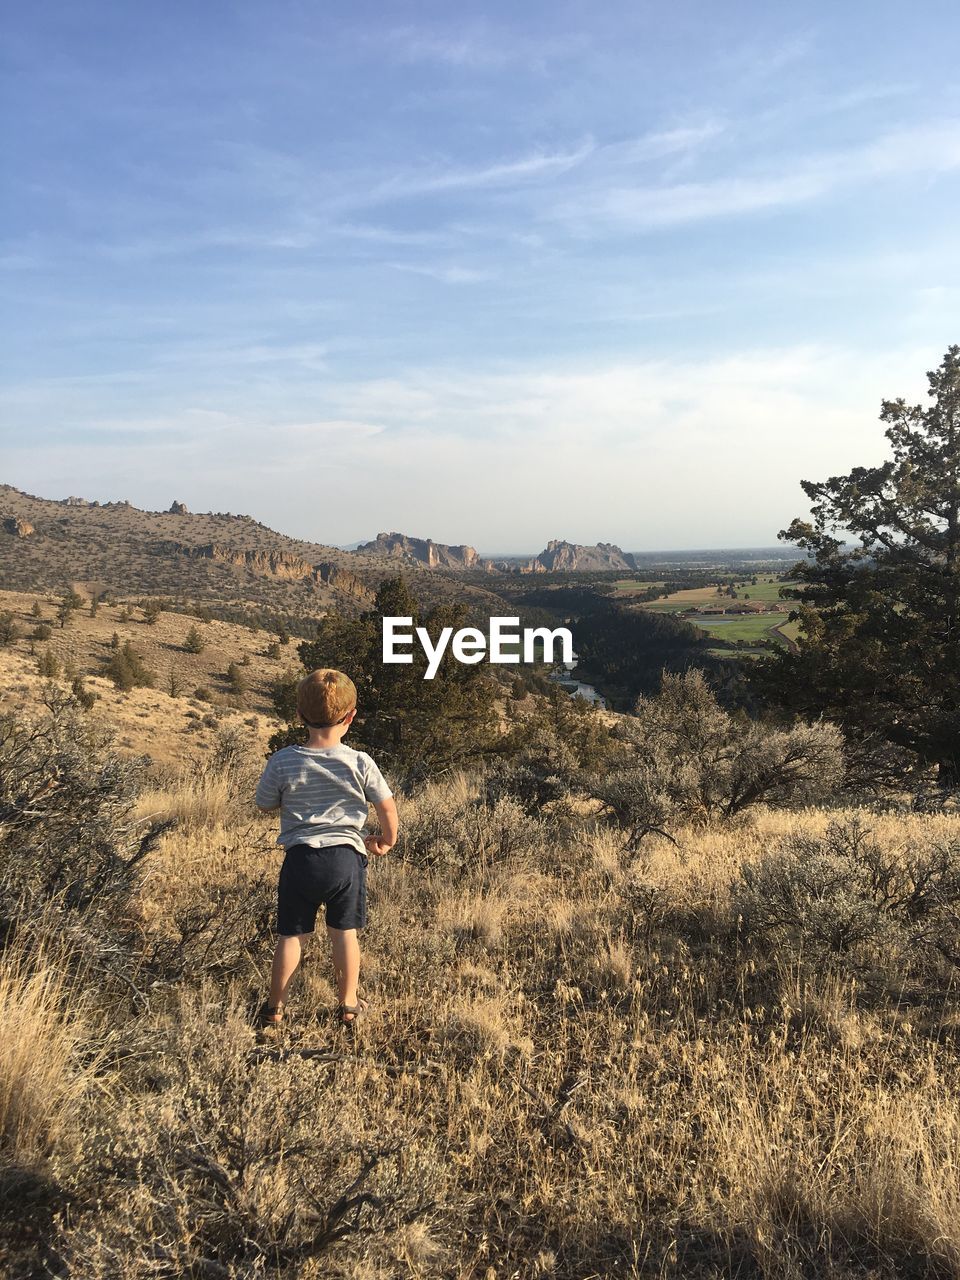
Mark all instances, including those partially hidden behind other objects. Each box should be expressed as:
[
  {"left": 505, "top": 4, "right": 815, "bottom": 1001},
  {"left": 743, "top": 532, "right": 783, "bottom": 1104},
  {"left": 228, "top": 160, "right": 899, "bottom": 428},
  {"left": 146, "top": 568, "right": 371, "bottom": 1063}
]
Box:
[
  {"left": 367, "top": 143, "right": 595, "bottom": 202},
  {"left": 6, "top": 344, "right": 934, "bottom": 551},
  {"left": 389, "top": 262, "right": 494, "bottom": 285},
  {"left": 552, "top": 119, "right": 960, "bottom": 231}
]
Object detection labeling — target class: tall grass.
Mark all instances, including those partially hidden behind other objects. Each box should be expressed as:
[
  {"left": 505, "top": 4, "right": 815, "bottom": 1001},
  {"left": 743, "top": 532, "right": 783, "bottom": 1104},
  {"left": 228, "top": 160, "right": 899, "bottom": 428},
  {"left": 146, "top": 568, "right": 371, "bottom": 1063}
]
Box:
[
  {"left": 9, "top": 753, "right": 960, "bottom": 1277},
  {"left": 0, "top": 944, "right": 100, "bottom": 1166}
]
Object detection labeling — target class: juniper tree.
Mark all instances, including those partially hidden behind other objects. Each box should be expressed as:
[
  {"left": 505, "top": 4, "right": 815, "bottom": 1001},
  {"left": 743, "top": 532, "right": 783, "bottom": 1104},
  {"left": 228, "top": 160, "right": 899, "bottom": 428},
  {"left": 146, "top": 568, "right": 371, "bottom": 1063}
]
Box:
[
  {"left": 57, "top": 589, "right": 83, "bottom": 628},
  {"left": 272, "top": 575, "right": 498, "bottom": 778},
  {"left": 750, "top": 345, "right": 960, "bottom": 790},
  {"left": 106, "top": 641, "right": 155, "bottom": 692},
  {"left": 225, "top": 662, "right": 248, "bottom": 701},
  {"left": 184, "top": 624, "right": 206, "bottom": 654},
  {"left": 36, "top": 649, "right": 61, "bottom": 679}
]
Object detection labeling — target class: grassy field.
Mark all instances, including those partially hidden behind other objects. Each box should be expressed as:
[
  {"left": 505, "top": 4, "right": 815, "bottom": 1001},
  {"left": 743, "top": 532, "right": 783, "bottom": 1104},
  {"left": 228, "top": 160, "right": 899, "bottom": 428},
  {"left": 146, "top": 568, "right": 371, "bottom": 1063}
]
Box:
[
  {"left": 683, "top": 615, "right": 792, "bottom": 643},
  {"left": 635, "top": 576, "right": 797, "bottom": 614},
  {"left": 609, "top": 580, "right": 667, "bottom": 595},
  {"left": 4, "top": 696, "right": 960, "bottom": 1278}
]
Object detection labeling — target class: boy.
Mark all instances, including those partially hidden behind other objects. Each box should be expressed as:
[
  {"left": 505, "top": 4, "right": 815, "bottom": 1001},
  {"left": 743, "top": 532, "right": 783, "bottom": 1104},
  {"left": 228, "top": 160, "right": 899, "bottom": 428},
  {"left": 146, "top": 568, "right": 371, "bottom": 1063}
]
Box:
[{"left": 254, "top": 667, "right": 398, "bottom": 1031}]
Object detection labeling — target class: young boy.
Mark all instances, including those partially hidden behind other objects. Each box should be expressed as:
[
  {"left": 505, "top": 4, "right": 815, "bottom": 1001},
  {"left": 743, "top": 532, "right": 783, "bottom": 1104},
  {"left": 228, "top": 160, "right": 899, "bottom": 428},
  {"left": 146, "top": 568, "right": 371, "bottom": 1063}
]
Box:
[{"left": 254, "top": 667, "right": 398, "bottom": 1031}]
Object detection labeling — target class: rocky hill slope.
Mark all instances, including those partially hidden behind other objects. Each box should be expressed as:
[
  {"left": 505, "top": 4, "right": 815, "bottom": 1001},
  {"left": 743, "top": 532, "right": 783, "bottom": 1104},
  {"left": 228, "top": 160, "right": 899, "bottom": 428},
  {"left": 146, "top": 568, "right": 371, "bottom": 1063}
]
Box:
[{"left": 0, "top": 487, "right": 505, "bottom": 617}]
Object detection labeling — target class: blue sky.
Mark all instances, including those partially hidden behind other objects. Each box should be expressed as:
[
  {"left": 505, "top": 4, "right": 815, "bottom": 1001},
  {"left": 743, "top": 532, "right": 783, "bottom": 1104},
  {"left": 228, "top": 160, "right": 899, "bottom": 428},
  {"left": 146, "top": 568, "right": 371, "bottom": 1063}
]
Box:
[{"left": 3, "top": 0, "right": 959, "bottom": 553}]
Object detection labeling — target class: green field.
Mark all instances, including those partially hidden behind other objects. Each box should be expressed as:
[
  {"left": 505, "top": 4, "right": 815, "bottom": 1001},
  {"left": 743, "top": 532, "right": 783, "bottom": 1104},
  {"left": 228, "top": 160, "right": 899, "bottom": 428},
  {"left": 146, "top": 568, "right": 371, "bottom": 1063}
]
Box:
[
  {"left": 684, "top": 614, "right": 791, "bottom": 643},
  {"left": 631, "top": 577, "right": 802, "bottom": 654},
  {"left": 635, "top": 576, "right": 798, "bottom": 614},
  {"left": 609, "top": 579, "right": 667, "bottom": 595}
]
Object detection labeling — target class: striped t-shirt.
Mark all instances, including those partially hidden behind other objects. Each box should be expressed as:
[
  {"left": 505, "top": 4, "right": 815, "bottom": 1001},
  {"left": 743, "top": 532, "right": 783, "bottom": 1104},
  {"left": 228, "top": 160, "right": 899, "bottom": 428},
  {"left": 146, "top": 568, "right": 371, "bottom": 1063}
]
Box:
[{"left": 255, "top": 744, "right": 393, "bottom": 854}]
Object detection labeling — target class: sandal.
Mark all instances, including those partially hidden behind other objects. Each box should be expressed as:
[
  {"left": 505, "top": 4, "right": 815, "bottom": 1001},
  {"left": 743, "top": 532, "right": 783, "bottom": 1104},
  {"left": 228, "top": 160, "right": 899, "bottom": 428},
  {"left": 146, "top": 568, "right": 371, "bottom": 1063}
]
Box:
[
  {"left": 337, "top": 998, "right": 369, "bottom": 1027},
  {"left": 256, "top": 1000, "right": 285, "bottom": 1031}
]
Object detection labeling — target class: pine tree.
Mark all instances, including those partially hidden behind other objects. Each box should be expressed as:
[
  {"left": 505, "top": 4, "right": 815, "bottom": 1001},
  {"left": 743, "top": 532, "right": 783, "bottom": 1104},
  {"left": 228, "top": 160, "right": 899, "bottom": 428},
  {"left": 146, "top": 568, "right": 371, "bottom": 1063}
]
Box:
[
  {"left": 225, "top": 662, "right": 248, "bottom": 701},
  {"left": 106, "top": 641, "right": 155, "bottom": 692},
  {"left": 0, "top": 612, "right": 18, "bottom": 646},
  {"left": 37, "top": 649, "right": 61, "bottom": 679},
  {"left": 184, "top": 625, "right": 206, "bottom": 654},
  {"left": 750, "top": 345, "right": 960, "bottom": 789},
  {"left": 277, "top": 575, "right": 499, "bottom": 778}
]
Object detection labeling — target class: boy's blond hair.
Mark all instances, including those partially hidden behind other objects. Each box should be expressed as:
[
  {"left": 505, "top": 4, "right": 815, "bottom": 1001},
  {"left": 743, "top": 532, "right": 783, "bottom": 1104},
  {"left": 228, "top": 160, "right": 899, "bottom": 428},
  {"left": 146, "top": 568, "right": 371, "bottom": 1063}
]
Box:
[{"left": 297, "top": 668, "right": 357, "bottom": 728}]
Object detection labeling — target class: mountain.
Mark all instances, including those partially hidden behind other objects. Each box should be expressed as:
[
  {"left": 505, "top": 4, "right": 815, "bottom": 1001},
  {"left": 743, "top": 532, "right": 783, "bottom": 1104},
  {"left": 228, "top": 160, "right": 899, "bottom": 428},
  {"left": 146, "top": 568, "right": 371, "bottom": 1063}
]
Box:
[
  {"left": 356, "top": 531, "right": 490, "bottom": 571},
  {"left": 527, "top": 540, "right": 638, "bottom": 573},
  {"left": 0, "top": 487, "right": 504, "bottom": 617}
]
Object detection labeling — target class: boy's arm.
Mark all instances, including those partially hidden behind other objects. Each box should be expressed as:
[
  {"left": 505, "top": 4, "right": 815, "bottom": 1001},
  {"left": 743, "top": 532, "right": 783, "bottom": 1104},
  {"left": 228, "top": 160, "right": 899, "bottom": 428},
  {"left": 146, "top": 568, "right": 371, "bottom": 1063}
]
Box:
[
  {"left": 254, "top": 758, "right": 281, "bottom": 814},
  {"left": 365, "top": 796, "right": 398, "bottom": 855}
]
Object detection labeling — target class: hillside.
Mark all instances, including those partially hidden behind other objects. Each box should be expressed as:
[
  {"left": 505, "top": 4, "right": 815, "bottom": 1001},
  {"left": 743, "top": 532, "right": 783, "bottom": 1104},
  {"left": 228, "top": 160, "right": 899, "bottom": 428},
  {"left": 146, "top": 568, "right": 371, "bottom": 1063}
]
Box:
[
  {"left": 0, "top": 587, "right": 288, "bottom": 768},
  {"left": 0, "top": 487, "right": 507, "bottom": 619}
]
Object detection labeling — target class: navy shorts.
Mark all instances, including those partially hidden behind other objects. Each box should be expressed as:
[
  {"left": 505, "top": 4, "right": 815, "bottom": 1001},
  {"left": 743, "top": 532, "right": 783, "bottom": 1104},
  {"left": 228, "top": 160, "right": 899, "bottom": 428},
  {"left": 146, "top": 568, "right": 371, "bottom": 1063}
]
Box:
[{"left": 276, "top": 842, "right": 368, "bottom": 935}]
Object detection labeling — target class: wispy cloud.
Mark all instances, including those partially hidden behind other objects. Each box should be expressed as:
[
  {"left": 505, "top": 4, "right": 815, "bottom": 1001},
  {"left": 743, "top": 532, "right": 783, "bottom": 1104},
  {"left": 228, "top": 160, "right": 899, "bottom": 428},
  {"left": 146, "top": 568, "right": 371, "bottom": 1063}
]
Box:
[
  {"left": 6, "top": 343, "right": 933, "bottom": 551},
  {"left": 366, "top": 143, "right": 595, "bottom": 202},
  {"left": 379, "top": 23, "right": 580, "bottom": 72},
  {"left": 389, "top": 262, "right": 495, "bottom": 285},
  {"left": 551, "top": 119, "right": 960, "bottom": 231}
]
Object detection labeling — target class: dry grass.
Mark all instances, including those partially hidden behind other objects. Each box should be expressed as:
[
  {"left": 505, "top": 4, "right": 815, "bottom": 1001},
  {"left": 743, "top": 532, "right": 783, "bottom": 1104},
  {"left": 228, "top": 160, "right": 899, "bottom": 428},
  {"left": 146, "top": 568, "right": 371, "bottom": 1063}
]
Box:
[
  {"left": 0, "top": 942, "right": 101, "bottom": 1167},
  {"left": 6, "top": 756, "right": 960, "bottom": 1277},
  {"left": 0, "top": 587, "right": 283, "bottom": 769},
  {"left": 134, "top": 769, "right": 240, "bottom": 832}
]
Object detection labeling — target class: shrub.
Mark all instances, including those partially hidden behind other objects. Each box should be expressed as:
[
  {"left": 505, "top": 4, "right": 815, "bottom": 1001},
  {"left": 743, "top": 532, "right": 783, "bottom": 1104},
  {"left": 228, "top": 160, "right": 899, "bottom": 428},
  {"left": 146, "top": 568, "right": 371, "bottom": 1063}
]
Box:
[
  {"left": 225, "top": 662, "right": 248, "bottom": 699},
  {"left": 71, "top": 675, "right": 97, "bottom": 711},
  {"left": 0, "top": 694, "right": 169, "bottom": 934},
  {"left": 605, "top": 669, "right": 845, "bottom": 828},
  {"left": 734, "top": 814, "right": 960, "bottom": 992},
  {"left": 166, "top": 668, "right": 187, "bottom": 698},
  {"left": 401, "top": 773, "right": 543, "bottom": 871},
  {"left": 0, "top": 612, "right": 19, "bottom": 646},
  {"left": 36, "top": 649, "right": 61, "bottom": 679},
  {"left": 63, "top": 997, "right": 436, "bottom": 1275},
  {"left": 106, "top": 641, "right": 155, "bottom": 692},
  {"left": 141, "top": 599, "right": 162, "bottom": 625},
  {"left": 31, "top": 622, "right": 52, "bottom": 641},
  {"left": 269, "top": 669, "right": 301, "bottom": 723},
  {"left": 183, "top": 624, "right": 205, "bottom": 654}
]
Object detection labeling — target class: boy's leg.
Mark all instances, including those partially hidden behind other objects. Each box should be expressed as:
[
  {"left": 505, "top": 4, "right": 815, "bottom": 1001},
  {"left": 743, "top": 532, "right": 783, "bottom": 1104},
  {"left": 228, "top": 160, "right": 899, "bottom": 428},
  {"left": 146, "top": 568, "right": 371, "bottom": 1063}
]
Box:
[
  {"left": 269, "top": 934, "right": 305, "bottom": 1007},
  {"left": 326, "top": 926, "right": 360, "bottom": 1009}
]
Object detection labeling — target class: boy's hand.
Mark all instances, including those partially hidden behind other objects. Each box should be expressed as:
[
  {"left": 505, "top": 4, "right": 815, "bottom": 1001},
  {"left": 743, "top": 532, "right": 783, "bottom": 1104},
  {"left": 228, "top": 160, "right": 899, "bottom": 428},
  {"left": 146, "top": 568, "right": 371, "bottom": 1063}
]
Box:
[{"left": 364, "top": 835, "right": 393, "bottom": 856}]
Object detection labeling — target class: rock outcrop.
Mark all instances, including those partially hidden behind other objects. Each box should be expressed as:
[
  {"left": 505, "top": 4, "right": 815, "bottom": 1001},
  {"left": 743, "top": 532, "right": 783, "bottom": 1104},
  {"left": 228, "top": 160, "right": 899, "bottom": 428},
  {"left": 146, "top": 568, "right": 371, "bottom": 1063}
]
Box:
[
  {"left": 530, "top": 540, "right": 638, "bottom": 573},
  {"left": 169, "top": 501, "right": 188, "bottom": 515},
  {"left": 357, "top": 531, "right": 487, "bottom": 570},
  {"left": 150, "top": 541, "right": 377, "bottom": 604}
]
